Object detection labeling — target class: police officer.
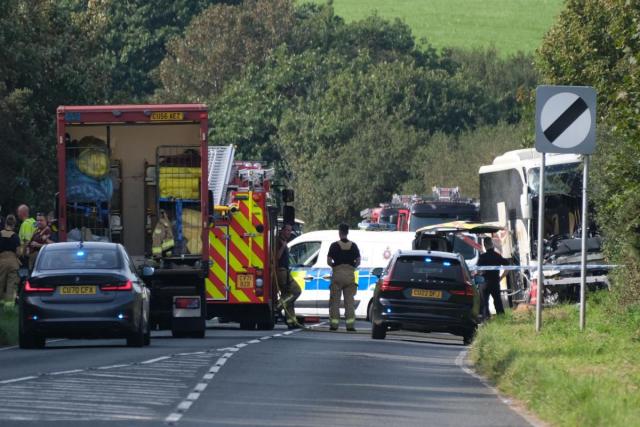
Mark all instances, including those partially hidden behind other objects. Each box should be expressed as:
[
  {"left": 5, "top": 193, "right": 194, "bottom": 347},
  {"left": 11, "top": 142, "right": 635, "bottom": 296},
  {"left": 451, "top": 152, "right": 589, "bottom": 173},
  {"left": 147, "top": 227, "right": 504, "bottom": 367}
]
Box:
[
  {"left": 477, "top": 236, "right": 509, "bottom": 320},
  {"left": 275, "top": 224, "right": 301, "bottom": 328},
  {"left": 327, "top": 224, "right": 361, "bottom": 331},
  {"left": 0, "top": 215, "right": 20, "bottom": 306}
]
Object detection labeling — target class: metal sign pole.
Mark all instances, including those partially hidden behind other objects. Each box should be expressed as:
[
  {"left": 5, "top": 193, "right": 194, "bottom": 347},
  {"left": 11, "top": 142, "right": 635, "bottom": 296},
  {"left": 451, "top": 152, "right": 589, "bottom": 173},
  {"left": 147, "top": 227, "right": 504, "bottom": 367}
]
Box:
[
  {"left": 579, "top": 155, "right": 589, "bottom": 330},
  {"left": 536, "top": 153, "right": 546, "bottom": 332}
]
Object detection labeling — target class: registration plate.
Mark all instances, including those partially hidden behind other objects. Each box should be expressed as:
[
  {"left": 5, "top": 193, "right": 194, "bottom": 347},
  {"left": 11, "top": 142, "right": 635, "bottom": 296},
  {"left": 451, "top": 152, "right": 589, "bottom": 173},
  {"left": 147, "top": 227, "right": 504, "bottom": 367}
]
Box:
[
  {"left": 236, "top": 274, "right": 254, "bottom": 289},
  {"left": 411, "top": 289, "right": 442, "bottom": 299},
  {"left": 59, "top": 286, "right": 97, "bottom": 295},
  {"left": 150, "top": 111, "right": 184, "bottom": 121}
]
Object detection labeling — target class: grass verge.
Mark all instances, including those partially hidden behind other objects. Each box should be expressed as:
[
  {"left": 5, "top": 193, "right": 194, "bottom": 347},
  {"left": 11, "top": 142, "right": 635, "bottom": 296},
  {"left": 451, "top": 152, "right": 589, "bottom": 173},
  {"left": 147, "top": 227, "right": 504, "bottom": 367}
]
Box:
[
  {"left": 470, "top": 292, "right": 640, "bottom": 427},
  {"left": 0, "top": 304, "right": 18, "bottom": 347}
]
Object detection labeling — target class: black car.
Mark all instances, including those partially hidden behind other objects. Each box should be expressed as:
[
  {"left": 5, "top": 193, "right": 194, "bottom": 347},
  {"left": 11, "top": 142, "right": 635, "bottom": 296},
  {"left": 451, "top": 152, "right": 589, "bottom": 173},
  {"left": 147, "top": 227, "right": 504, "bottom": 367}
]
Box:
[
  {"left": 19, "top": 242, "right": 151, "bottom": 349},
  {"left": 370, "top": 250, "right": 480, "bottom": 344}
]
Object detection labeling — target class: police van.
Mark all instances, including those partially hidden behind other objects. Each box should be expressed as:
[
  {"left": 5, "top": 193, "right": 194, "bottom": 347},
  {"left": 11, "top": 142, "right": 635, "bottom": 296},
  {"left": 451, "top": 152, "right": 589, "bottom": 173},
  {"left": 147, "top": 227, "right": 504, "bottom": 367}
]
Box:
[{"left": 288, "top": 230, "right": 415, "bottom": 319}]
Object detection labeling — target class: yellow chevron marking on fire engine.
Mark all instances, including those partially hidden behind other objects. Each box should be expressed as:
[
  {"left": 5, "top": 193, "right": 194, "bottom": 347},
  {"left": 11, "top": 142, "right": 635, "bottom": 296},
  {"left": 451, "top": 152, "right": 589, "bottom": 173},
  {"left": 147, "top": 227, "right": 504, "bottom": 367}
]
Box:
[
  {"left": 205, "top": 277, "right": 225, "bottom": 300},
  {"left": 230, "top": 287, "right": 252, "bottom": 303},
  {"left": 210, "top": 230, "right": 245, "bottom": 273}
]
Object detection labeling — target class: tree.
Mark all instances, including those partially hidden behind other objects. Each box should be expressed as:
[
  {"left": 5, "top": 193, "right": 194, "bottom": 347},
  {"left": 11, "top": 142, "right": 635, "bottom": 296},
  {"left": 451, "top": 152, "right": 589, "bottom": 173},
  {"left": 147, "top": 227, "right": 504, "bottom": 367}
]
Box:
[
  {"left": 537, "top": 0, "right": 640, "bottom": 306},
  {"left": 155, "top": 0, "right": 296, "bottom": 102}
]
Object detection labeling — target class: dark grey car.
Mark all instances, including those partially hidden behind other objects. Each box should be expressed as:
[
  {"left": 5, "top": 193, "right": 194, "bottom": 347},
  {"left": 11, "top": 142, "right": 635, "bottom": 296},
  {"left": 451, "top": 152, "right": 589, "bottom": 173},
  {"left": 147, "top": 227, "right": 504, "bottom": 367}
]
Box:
[
  {"left": 19, "top": 242, "right": 150, "bottom": 349},
  {"left": 370, "top": 250, "right": 480, "bottom": 344}
]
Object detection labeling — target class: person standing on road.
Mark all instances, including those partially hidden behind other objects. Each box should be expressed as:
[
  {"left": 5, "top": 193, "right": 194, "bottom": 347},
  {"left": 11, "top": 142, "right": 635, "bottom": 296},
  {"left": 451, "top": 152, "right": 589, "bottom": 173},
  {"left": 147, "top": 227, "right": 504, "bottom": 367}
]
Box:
[
  {"left": 275, "top": 224, "right": 301, "bottom": 328},
  {"left": 327, "top": 223, "right": 361, "bottom": 332},
  {"left": 0, "top": 215, "right": 21, "bottom": 306},
  {"left": 28, "top": 213, "right": 53, "bottom": 270},
  {"left": 16, "top": 204, "right": 36, "bottom": 260},
  {"left": 477, "top": 236, "right": 509, "bottom": 320}
]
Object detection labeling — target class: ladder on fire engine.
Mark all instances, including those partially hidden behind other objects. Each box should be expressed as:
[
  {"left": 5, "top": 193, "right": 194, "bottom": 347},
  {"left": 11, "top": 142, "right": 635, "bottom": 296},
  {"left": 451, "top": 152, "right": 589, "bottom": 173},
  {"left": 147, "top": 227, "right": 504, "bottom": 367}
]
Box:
[{"left": 207, "top": 145, "right": 236, "bottom": 206}]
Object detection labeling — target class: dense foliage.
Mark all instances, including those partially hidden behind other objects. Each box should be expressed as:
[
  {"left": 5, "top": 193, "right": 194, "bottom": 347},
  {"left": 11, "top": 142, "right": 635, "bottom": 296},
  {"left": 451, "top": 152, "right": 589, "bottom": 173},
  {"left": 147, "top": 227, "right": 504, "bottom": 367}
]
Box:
[
  {"left": 538, "top": 0, "right": 640, "bottom": 306},
  {"left": 0, "top": 0, "right": 537, "bottom": 229},
  {"left": 158, "top": 1, "right": 537, "bottom": 228}
]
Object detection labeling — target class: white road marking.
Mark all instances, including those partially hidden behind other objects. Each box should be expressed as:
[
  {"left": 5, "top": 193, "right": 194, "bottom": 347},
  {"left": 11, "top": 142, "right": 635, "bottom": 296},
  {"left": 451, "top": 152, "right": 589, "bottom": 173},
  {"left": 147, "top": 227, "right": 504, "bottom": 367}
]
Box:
[
  {"left": 186, "top": 392, "right": 200, "bottom": 401},
  {"left": 141, "top": 356, "right": 171, "bottom": 364},
  {"left": 203, "top": 373, "right": 214, "bottom": 380},
  {"left": 96, "top": 364, "right": 130, "bottom": 370},
  {"left": 235, "top": 343, "right": 247, "bottom": 348},
  {"left": 223, "top": 352, "right": 234, "bottom": 358},
  {"left": 177, "top": 401, "right": 192, "bottom": 411},
  {"left": 0, "top": 376, "right": 37, "bottom": 384},
  {"left": 194, "top": 383, "right": 207, "bottom": 392},
  {"left": 215, "top": 358, "right": 227, "bottom": 366},
  {"left": 48, "top": 369, "right": 84, "bottom": 376},
  {"left": 260, "top": 336, "right": 271, "bottom": 340},
  {"left": 166, "top": 413, "right": 182, "bottom": 424},
  {"left": 248, "top": 339, "right": 260, "bottom": 344},
  {"left": 455, "top": 349, "right": 541, "bottom": 427},
  {"left": 209, "top": 366, "right": 220, "bottom": 373}
]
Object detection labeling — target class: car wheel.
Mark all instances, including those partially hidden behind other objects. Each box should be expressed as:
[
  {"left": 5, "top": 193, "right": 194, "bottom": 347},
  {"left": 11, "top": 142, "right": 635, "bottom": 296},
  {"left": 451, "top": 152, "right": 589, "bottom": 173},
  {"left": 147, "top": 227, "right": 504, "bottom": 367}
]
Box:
[
  {"left": 371, "top": 322, "right": 387, "bottom": 340},
  {"left": 143, "top": 321, "right": 151, "bottom": 346},
  {"left": 19, "top": 331, "right": 45, "bottom": 349},
  {"left": 367, "top": 301, "right": 373, "bottom": 322},
  {"left": 127, "top": 319, "right": 145, "bottom": 347}
]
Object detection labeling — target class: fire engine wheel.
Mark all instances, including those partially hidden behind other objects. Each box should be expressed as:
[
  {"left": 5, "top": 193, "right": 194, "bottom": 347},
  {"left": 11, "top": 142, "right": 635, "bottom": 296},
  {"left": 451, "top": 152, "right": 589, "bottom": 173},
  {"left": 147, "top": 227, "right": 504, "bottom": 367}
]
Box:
[
  {"left": 239, "top": 320, "right": 256, "bottom": 330},
  {"left": 257, "top": 319, "right": 275, "bottom": 330}
]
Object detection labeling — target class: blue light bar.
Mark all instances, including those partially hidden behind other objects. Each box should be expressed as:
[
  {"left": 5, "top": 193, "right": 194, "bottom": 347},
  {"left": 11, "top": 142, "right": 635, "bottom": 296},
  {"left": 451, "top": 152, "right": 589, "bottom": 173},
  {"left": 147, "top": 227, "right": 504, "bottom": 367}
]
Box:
[
  {"left": 425, "top": 257, "right": 432, "bottom": 263},
  {"left": 443, "top": 261, "right": 451, "bottom": 267},
  {"left": 76, "top": 250, "right": 85, "bottom": 257}
]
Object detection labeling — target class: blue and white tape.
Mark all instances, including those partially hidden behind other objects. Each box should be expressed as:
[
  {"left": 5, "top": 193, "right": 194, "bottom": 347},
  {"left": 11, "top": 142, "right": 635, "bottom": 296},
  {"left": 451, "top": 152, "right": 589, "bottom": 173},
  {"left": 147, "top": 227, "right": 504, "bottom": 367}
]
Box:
[{"left": 470, "top": 264, "right": 617, "bottom": 272}]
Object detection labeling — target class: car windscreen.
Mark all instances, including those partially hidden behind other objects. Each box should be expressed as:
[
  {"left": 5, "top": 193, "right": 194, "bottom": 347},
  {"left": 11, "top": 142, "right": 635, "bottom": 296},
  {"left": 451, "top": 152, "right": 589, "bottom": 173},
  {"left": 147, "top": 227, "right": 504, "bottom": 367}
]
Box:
[
  {"left": 391, "top": 256, "right": 462, "bottom": 283},
  {"left": 37, "top": 247, "right": 122, "bottom": 270}
]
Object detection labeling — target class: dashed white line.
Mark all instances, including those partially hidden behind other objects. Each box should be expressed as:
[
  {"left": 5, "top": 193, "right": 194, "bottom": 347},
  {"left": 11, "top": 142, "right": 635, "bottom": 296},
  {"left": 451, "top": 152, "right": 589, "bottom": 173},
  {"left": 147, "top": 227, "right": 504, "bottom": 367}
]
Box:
[
  {"left": 193, "top": 383, "right": 207, "bottom": 392},
  {"left": 215, "top": 358, "right": 227, "bottom": 367},
  {"left": 203, "top": 373, "right": 214, "bottom": 380},
  {"left": 177, "top": 401, "right": 193, "bottom": 411},
  {"left": 166, "top": 413, "right": 182, "bottom": 424},
  {"left": 260, "top": 336, "right": 271, "bottom": 340},
  {"left": 186, "top": 393, "right": 200, "bottom": 401},
  {"left": 248, "top": 339, "right": 260, "bottom": 344},
  {"left": 209, "top": 366, "right": 220, "bottom": 373},
  {"left": 235, "top": 343, "right": 247, "bottom": 348}
]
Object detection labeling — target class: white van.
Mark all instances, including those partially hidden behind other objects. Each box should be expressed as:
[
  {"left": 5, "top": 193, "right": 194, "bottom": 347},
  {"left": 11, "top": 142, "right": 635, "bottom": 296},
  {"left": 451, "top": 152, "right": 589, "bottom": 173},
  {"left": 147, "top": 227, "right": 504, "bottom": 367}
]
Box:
[{"left": 288, "top": 230, "right": 414, "bottom": 319}]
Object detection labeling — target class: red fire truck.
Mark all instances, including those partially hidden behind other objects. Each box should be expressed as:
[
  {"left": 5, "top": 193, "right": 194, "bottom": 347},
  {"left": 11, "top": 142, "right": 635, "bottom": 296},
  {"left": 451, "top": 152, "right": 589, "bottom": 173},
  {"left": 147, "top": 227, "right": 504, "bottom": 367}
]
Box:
[{"left": 56, "top": 104, "right": 289, "bottom": 336}]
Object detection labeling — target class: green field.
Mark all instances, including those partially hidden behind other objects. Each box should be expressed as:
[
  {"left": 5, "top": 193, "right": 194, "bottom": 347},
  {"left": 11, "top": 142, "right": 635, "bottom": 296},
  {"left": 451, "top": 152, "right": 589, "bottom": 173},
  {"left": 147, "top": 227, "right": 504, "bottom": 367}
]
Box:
[{"left": 306, "top": 0, "right": 564, "bottom": 55}]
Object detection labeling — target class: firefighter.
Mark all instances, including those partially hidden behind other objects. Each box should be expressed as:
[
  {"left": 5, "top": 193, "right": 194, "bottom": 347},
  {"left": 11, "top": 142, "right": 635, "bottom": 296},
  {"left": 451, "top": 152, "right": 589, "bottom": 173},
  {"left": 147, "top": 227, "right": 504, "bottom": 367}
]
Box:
[
  {"left": 0, "top": 215, "right": 20, "bottom": 306},
  {"left": 152, "top": 210, "right": 175, "bottom": 258},
  {"left": 275, "top": 224, "right": 301, "bottom": 328},
  {"left": 327, "top": 223, "right": 361, "bottom": 332}
]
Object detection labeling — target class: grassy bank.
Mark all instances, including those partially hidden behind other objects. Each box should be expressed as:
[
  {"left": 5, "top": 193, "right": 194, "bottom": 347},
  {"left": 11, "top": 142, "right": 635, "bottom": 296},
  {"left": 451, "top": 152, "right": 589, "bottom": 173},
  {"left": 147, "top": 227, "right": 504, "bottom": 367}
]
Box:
[
  {"left": 306, "top": 0, "right": 563, "bottom": 55},
  {"left": 470, "top": 292, "right": 640, "bottom": 427},
  {"left": 0, "top": 305, "right": 18, "bottom": 347}
]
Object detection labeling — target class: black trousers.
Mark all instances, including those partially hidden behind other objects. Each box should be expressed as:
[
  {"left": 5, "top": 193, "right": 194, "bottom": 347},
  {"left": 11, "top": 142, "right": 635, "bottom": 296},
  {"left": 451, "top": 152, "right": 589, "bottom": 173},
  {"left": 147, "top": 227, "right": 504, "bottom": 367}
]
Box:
[{"left": 481, "top": 282, "right": 504, "bottom": 318}]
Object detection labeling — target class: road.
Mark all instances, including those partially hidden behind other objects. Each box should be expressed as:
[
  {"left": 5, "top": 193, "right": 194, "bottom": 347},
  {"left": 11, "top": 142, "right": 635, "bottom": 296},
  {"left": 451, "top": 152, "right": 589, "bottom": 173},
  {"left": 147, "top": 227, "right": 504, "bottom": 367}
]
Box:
[{"left": 0, "top": 321, "right": 531, "bottom": 427}]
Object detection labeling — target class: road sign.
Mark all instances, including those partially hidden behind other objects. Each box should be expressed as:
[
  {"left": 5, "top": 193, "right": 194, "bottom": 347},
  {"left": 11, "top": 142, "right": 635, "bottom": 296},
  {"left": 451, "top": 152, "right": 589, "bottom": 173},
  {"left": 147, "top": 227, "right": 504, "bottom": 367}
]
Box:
[{"left": 535, "top": 85, "right": 596, "bottom": 154}]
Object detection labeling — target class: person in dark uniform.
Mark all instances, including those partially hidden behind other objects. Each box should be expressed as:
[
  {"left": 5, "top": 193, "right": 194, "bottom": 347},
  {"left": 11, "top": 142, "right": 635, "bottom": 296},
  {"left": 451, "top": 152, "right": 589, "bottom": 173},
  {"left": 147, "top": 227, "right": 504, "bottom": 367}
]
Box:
[
  {"left": 477, "top": 236, "right": 510, "bottom": 320},
  {"left": 327, "top": 224, "right": 361, "bottom": 331},
  {"left": 275, "top": 224, "right": 301, "bottom": 328}
]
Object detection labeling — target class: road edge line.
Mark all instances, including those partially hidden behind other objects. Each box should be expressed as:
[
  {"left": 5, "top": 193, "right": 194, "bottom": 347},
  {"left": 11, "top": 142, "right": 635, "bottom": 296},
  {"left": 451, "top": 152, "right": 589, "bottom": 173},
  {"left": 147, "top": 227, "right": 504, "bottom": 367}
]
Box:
[{"left": 455, "top": 349, "right": 548, "bottom": 427}]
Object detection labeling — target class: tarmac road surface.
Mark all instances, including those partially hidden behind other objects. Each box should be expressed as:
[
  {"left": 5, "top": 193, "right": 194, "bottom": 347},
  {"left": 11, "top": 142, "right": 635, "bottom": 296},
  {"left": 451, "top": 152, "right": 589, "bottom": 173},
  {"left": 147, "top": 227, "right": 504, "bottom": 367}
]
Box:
[{"left": 0, "top": 321, "right": 531, "bottom": 427}]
